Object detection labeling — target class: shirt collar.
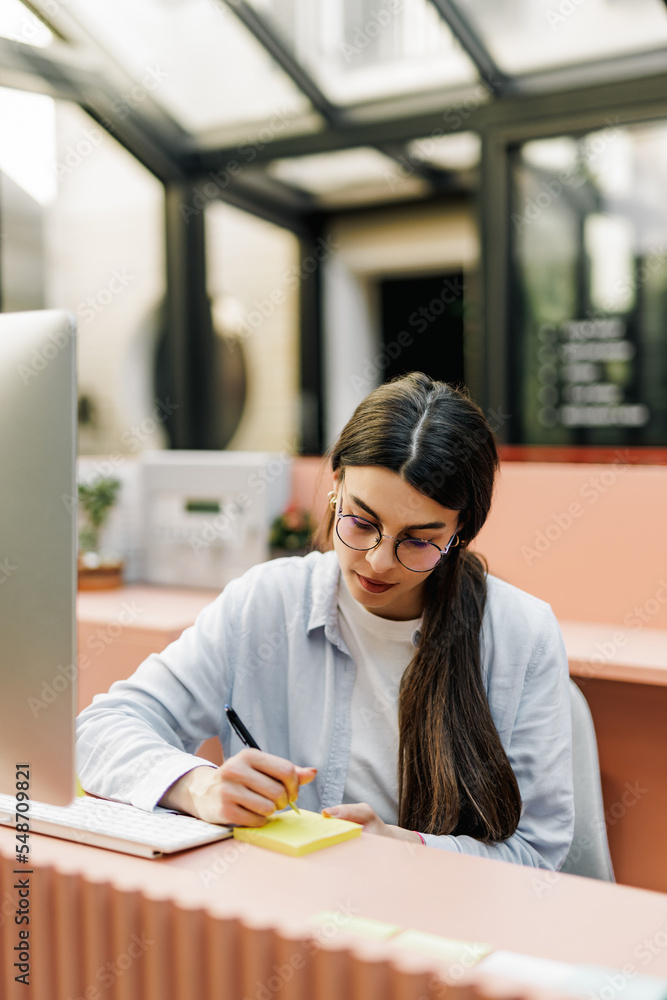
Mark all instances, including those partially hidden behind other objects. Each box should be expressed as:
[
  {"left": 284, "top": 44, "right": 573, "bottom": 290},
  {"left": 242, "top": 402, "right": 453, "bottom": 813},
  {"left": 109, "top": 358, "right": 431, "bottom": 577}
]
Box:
[{"left": 306, "top": 549, "right": 348, "bottom": 653}]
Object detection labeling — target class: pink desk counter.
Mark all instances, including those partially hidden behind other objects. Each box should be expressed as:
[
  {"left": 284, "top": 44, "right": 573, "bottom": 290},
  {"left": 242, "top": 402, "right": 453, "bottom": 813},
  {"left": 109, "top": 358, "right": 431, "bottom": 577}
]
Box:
[
  {"left": 77, "top": 585, "right": 667, "bottom": 894},
  {"left": 2, "top": 826, "right": 667, "bottom": 1000}
]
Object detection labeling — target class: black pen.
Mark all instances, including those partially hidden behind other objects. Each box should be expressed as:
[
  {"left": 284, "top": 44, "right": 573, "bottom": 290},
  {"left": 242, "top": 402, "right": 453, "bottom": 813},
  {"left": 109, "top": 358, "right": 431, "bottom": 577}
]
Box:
[{"left": 224, "top": 704, "right": 300, "bottom": 814}]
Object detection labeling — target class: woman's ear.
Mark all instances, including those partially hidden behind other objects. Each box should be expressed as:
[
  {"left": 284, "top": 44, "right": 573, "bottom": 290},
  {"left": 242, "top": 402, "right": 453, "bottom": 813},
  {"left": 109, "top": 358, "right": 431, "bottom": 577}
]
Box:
[
  {"left": 328, "top": 471, "right": 343, "bottom": 514},
  {"left": 456, "top": 510, "right": 470, "bottom": 537}
]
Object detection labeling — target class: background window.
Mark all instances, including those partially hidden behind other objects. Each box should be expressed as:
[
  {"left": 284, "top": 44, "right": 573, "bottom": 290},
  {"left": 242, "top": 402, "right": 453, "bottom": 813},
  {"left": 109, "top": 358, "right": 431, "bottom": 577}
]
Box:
[{"left": 510, "top": 121, "right": 667, "bottom": 446}]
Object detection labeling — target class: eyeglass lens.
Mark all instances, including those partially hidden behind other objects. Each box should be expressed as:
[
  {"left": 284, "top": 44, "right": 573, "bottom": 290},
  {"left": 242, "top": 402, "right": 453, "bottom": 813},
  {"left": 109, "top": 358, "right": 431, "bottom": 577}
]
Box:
[{"left": 335, "top": 515, "right": 442, "bottom": 571}]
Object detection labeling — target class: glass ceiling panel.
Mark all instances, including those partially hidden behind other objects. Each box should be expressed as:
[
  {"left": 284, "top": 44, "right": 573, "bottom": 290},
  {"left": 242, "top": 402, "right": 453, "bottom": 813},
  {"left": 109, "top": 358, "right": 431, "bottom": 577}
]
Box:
[
  {"left": 459, "top": 0, "right": 667, "bottom": 75},
  {"left": 64, "top": 0, "right": 317, "bottom": 140},
  {"left": 247, "top": 0, "right": 478, "bottom": 106},
  {"left": 268, "top": 147, "right": 430, "bottom": 205},
  {"left": 408, "top": 131, "right": 480, "bottom": 171},
  {"left": 0, "top": 0, "right": 54, "bottom": 49}
]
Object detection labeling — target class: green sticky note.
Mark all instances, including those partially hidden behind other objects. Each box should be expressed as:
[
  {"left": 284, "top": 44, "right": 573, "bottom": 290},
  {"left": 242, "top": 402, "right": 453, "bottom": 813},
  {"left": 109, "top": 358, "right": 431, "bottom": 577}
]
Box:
[
  {"left": 309, "top": 911, "right": 401, "bottom": 941},
  {"left": 232, "top": 808, "right": 362, "bottom": 856},
  {"left": 392, "top": 930, "right": 491, "bottom": 964}
]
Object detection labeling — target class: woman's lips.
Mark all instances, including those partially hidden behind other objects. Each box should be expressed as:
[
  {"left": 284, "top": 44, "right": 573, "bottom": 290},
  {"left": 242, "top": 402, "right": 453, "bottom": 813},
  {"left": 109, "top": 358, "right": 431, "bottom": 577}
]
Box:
[{"left": 355, "top": 573, "right": 395, "bottom": 594}]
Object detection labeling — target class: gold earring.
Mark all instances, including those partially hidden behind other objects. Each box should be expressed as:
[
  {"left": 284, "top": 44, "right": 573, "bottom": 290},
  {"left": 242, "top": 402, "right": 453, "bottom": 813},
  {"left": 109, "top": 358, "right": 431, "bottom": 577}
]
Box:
[
  {"left": 451, "top": 533, "right": 460, "bottom": 548},
  {"left": 327, "top": 491, "right": 337, "bottom": 511}
]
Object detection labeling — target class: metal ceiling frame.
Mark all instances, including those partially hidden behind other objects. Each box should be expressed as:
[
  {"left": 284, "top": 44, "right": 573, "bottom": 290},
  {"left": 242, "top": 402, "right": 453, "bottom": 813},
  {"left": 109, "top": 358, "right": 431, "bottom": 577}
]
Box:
[
  {"left": 219, "top": 0, "right": 341, "bottom": 127},
  {"left": 0, "top": 37, "right": 192, "bottom": 183},
  {"left": 4, "top": 6, "right": 667, "bottom": 217},
  {"left": 3, "top": 1, "right": 667, "bottom": 447},
  {"left": 426, "top": 0, "right": 507, "bottom": 94},
  {"left": 200, "top": 66, "right": 667, "bottom": 169}
]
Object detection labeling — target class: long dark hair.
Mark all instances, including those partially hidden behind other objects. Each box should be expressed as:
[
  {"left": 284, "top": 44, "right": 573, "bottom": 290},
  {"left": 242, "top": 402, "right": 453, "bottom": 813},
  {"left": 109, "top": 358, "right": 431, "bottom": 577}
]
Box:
[{"left": 317, "top": 372, "right": 521, "bottom": 843}]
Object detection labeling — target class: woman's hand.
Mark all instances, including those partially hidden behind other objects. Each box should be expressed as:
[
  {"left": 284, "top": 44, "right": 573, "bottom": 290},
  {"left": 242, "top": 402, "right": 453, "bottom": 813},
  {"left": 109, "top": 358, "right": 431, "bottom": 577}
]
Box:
[
  {"left": 322, "top": 802, "right": 423, "bottom": 844},
  {"left": 160, "top": 750, "right": 317, "bottom": 826}
]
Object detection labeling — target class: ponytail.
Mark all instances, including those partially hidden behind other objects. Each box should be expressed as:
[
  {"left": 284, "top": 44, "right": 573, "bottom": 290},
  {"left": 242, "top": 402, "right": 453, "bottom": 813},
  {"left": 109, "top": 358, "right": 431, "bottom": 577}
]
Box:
[{"left": 319, "top": 373, "right": 522, "bottom": 842}]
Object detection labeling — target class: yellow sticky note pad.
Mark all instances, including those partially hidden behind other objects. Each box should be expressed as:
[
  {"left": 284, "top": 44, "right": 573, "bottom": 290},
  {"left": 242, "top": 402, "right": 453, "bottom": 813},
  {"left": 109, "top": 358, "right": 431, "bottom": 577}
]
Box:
[
  {"left": 391, "top": 931, "right": 491, "bottom": 965},
  {"left": 309, "top": 911, "right": 401, "bottom": 941},
  {"left": 232, "top": 808, "right": 362, "bottom": 857}
]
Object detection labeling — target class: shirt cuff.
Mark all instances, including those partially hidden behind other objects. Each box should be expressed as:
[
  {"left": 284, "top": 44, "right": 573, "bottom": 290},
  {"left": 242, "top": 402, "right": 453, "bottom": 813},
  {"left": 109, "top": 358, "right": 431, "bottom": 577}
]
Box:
[
  {"left": 128, "top": 753, "right": 218, "bottom": 812},
  {"left": 421, "top": 833, "right": 461, "bottom": 851}
]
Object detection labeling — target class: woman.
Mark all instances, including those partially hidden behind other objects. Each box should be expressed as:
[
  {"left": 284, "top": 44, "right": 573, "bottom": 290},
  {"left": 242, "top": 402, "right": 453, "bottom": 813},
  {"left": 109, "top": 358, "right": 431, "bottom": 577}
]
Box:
[{"left": 77, "top": 373, "right": 573, "bottom": 868}]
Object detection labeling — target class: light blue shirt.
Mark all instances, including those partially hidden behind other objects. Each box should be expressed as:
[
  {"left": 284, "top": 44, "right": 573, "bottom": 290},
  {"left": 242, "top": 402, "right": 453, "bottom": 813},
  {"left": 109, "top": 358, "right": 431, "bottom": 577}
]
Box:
[{"left": 76, "top": 550, "right": 574, "bottom": 869}]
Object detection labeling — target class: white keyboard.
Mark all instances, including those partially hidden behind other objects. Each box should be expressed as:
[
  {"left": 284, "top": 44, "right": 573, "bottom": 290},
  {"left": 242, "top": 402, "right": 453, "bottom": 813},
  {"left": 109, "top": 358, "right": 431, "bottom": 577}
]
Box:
[{"left": 0, "top": 793, "right": 232, "bottom": 859}]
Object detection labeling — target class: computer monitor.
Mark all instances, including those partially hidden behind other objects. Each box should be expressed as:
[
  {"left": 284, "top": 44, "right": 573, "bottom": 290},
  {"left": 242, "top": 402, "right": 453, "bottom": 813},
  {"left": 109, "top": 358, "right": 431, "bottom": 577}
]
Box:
[{"left": 0, "top": 310, "right": 77, "bottom": 805}]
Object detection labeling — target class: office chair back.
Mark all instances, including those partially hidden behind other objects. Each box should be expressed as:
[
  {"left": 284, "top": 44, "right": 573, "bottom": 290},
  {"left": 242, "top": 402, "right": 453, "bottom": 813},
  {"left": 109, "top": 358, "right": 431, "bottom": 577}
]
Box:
[{"left": 560, "top": 681, "right": 615, "bottom": 881}]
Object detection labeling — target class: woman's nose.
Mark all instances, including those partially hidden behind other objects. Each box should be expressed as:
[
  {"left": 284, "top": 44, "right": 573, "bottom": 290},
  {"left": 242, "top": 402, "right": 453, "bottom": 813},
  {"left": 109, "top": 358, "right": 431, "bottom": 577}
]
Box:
[{"left": 365, "top": 536, "right": 396, "bottom": 573}]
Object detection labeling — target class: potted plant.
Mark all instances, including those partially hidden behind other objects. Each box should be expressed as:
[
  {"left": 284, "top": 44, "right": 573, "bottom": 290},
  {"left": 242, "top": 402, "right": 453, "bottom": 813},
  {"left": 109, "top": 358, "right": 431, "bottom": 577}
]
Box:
[
  {"left": 269, "top": 504, "right": 314, "bottom": 558},
  {"left": 77, "top": 476, "right": 123, "bottom": 589}
]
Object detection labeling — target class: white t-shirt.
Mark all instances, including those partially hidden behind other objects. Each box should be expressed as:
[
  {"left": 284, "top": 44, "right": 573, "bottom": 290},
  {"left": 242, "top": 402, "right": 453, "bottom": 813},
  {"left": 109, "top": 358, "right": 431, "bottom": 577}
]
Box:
[{"left": 337, "top": 575, "right": 421, "bottom": 824}]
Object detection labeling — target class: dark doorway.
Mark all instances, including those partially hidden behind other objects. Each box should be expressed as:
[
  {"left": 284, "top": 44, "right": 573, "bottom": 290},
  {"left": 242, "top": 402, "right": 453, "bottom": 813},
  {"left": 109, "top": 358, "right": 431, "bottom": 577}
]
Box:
[{"left": 379, "top": 272, "right": 465, "bottom": 386}]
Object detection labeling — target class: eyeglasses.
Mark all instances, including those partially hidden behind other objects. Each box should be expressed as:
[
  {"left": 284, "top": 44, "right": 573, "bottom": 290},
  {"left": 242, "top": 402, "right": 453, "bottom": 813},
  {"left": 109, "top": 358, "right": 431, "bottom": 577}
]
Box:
[{"left": 335, "top": 506, "right": 459, "bottom": 573}]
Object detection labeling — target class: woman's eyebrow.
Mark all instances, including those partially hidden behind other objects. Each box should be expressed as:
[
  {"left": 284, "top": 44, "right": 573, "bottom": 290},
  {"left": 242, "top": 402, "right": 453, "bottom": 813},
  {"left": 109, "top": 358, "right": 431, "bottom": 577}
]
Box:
[{"left": 348, "top": 493, "right": 447, "bottom": 531}]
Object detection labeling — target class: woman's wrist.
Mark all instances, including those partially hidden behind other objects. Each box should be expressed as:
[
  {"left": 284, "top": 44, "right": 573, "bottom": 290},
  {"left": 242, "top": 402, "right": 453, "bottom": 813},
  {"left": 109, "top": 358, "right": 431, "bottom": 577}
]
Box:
[
  {"left": 159, "top": 765, "right": 217, "bottom": 817},
  {"left": 384, "top": 825, "right": 425, "bottom": 844}
]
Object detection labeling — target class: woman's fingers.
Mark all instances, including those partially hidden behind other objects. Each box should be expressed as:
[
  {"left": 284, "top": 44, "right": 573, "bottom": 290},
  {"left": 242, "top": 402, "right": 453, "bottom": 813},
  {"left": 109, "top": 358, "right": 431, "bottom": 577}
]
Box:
[
  {"left": 220, "top": 750, "right": 318, "bottom": 819},
  {"left": 223, "top": 750, "right": 290, "bottom": 807},
  {"left": 323, "top": 802, "right": 372, "bottom": 823},
  {"left": 220, "top": 784, "right": 284, "bottom": 825},
  {"left": 322, "top": 802, "right": 381, "bottom": 832}
]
